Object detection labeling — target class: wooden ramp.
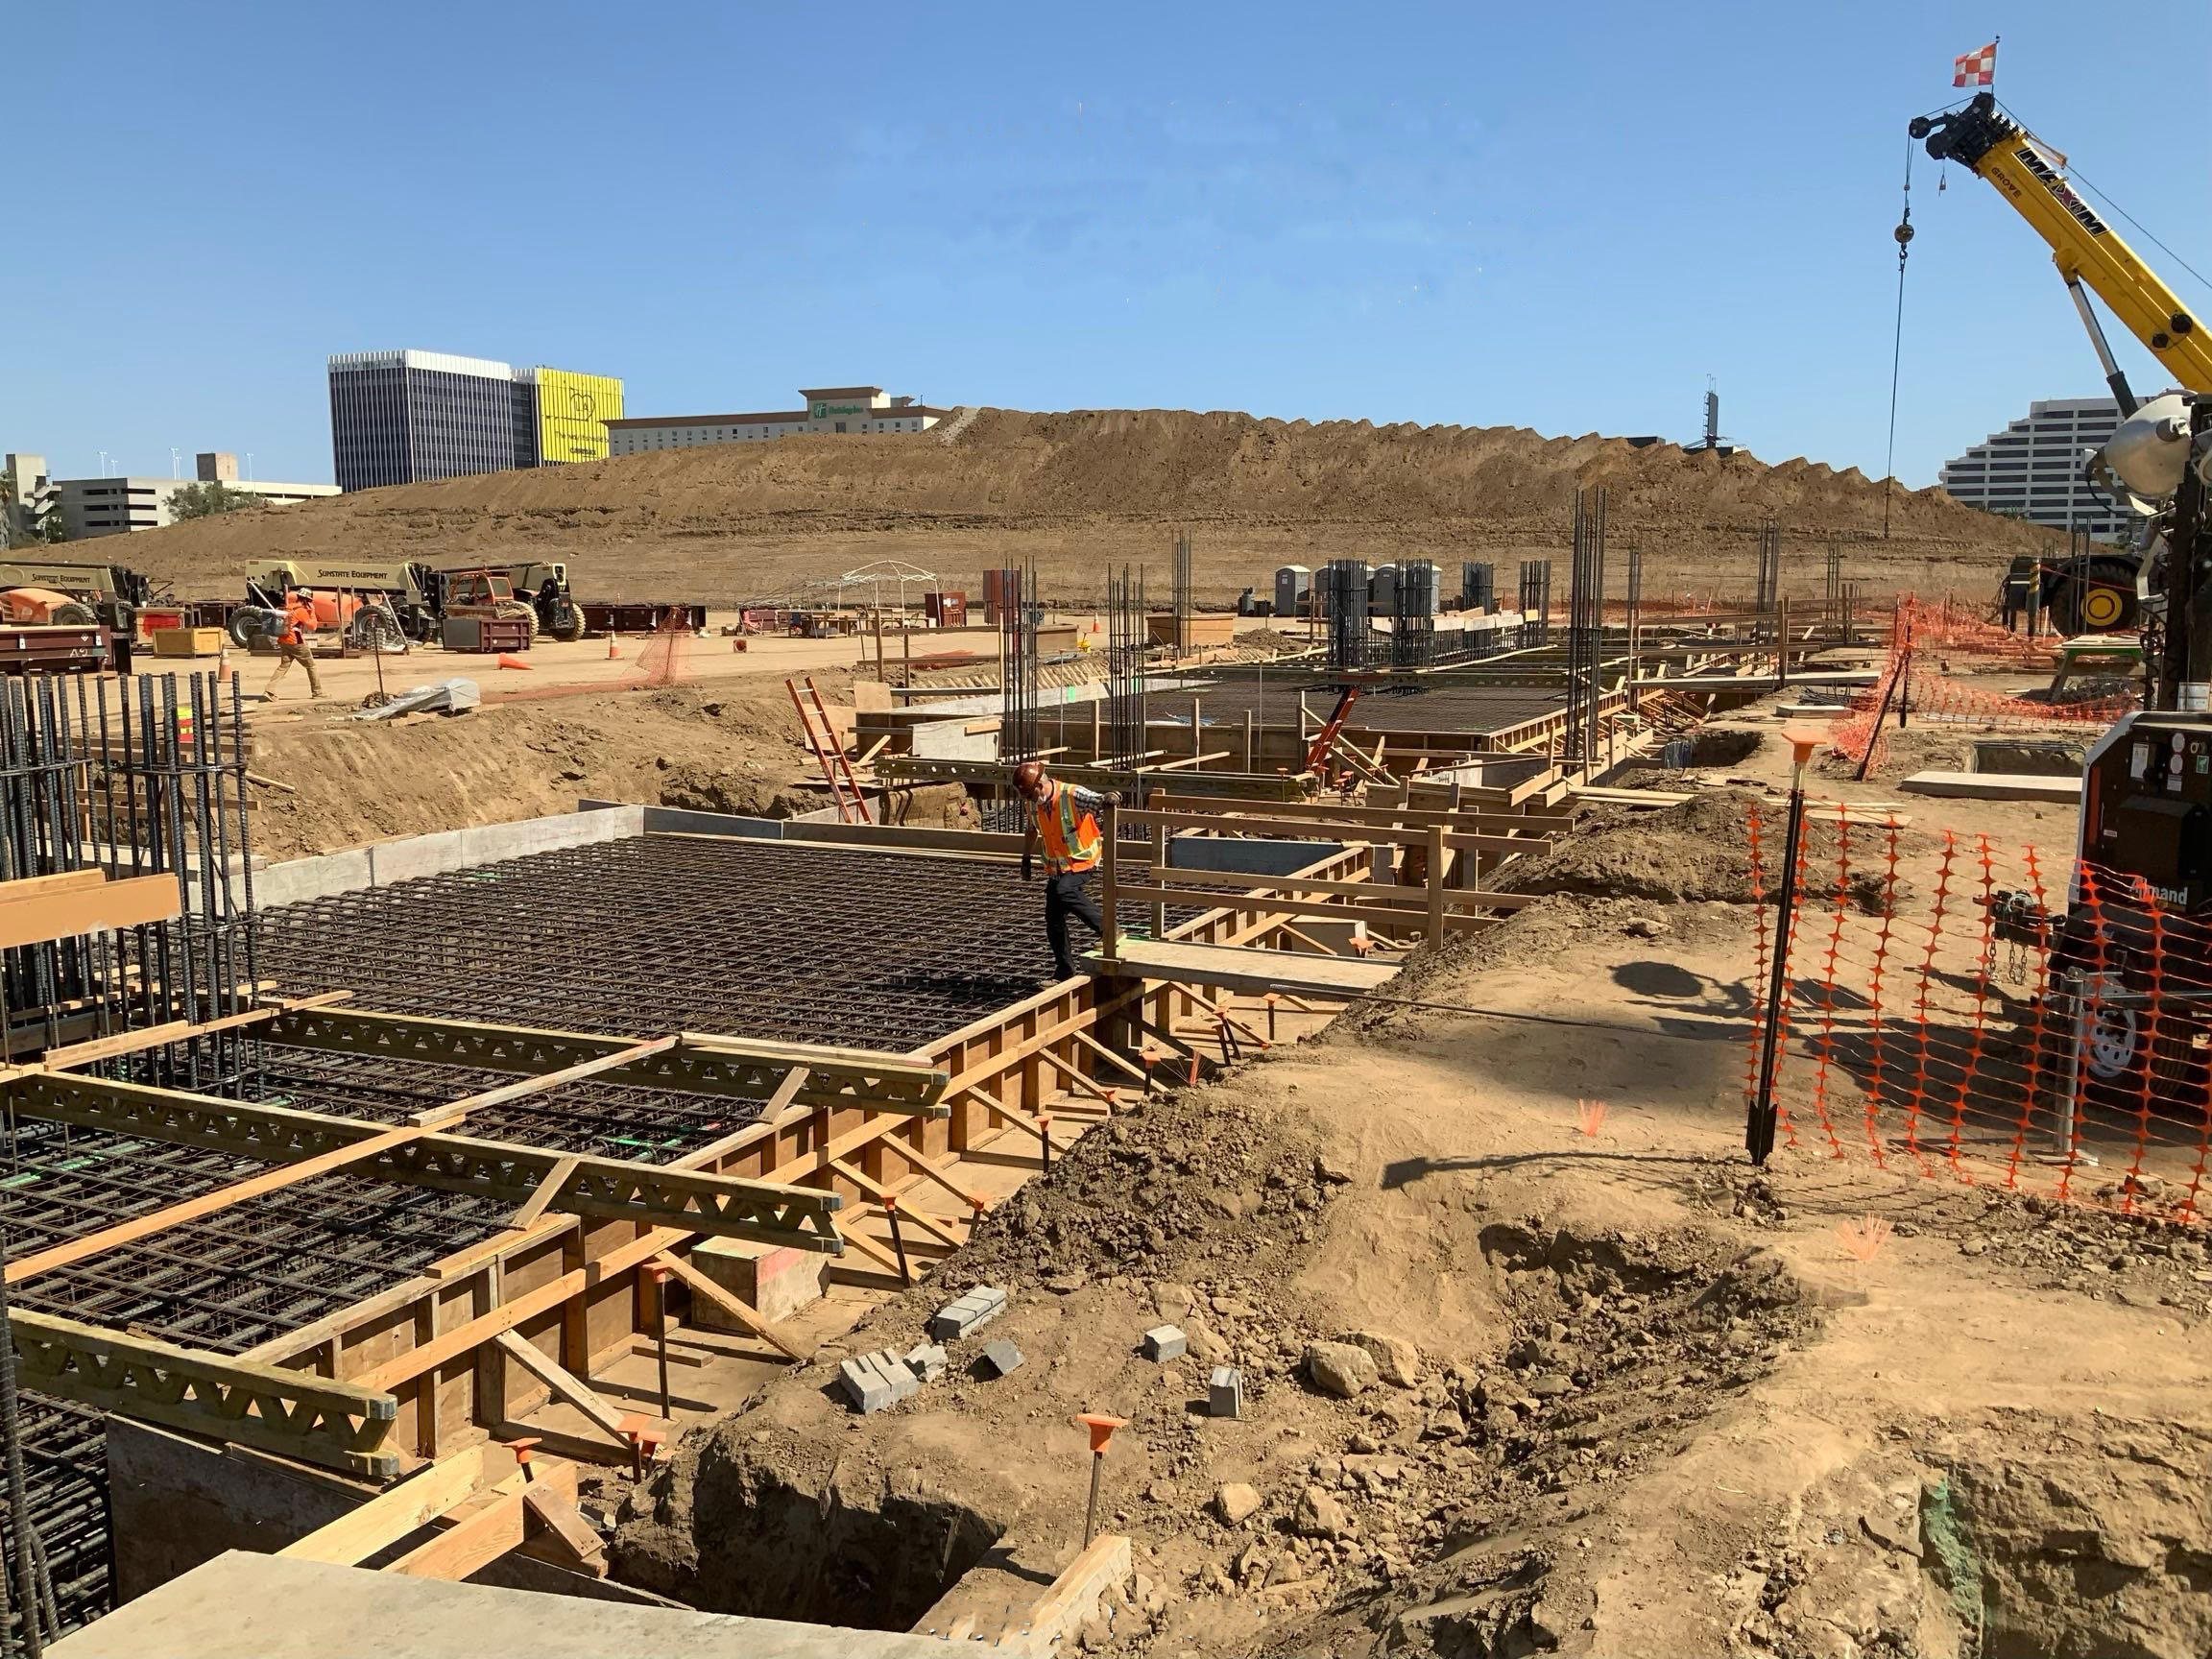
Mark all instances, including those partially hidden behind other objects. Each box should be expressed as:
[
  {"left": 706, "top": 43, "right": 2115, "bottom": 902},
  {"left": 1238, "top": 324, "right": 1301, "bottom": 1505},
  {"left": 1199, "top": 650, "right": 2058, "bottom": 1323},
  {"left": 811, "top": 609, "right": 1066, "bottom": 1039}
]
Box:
[{"left": 1083, "top": 938, "right": 1399, "bottom": 998}]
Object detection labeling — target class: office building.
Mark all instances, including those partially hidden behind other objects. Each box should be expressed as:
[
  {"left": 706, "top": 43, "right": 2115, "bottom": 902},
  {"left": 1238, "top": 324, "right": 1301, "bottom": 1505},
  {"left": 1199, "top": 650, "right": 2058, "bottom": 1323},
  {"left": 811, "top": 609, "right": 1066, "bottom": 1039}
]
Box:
[
  {"left": 326, "top": 350, "right": 624, "bottom": 492},
  {"left": 51, "top": 451, "right": 337, "bottom": 540},
  {"left": 605, "top": 385, "right": 946, "bottom": 456},
  {"left": 1938, "top": 397, "right": 2142, "bottom": 541}
]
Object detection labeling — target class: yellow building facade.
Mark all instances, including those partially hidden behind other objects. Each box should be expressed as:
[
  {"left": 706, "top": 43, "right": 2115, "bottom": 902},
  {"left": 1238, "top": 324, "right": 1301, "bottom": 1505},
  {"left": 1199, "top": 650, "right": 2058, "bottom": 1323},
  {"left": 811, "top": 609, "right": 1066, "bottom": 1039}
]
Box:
[{"left": 530, "top": 368, "right": 626, "bottom": 466}]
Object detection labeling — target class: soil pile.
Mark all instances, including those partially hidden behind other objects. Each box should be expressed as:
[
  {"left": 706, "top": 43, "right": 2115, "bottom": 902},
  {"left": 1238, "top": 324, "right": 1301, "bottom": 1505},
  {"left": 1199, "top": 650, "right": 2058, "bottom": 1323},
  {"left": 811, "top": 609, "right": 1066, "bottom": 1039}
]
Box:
[
  {"left": 113, "top": 407, "right": 2057, "bottom": 608},
  {"left": 245, "top": 677, "right": 848, "bottom": 861},
  {"left": 1498, "top": 793, "right": 1771, "bottom": 905}
]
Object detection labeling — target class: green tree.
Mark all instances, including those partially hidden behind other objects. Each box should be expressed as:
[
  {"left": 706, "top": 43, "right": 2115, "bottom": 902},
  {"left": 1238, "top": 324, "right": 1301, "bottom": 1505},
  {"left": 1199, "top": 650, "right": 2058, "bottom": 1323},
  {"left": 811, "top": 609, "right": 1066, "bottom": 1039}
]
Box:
[{"left": 169, "top": 480, "right": 262, "bottom": 520}]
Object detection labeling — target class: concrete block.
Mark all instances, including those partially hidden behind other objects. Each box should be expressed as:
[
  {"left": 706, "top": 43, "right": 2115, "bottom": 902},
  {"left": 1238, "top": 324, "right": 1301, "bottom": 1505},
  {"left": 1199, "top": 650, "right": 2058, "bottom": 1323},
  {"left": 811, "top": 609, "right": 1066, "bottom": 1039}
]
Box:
[
  {"left": 903, "top": 1343, "right": 948, "bottom": 1382},
  {"left": 688, "top": 1235, "right": 829, "bottom": 1329},
  {"left": 1209, "top": 1366, "right": 1244, "bottom": 1419},
  {"left": 839, "top": 1356, "right": 899, "bottom": 1415},
  {"left": 929, "top": 1286, "right": 1008, "bottom": 1342},
  {"left": 1142, "top": 1326, "right": 1188, "bottom": 1363},
  {"left": 978, "top": 1340, "right": 1024, "bottom": 1379}
]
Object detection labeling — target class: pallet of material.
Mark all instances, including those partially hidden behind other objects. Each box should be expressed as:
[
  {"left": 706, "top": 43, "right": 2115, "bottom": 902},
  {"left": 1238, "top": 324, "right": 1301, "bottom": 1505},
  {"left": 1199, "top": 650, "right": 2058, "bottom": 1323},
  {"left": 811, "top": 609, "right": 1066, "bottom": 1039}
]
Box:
[{"left": 149, "top": 628, "right": 228, "bottom": 659}]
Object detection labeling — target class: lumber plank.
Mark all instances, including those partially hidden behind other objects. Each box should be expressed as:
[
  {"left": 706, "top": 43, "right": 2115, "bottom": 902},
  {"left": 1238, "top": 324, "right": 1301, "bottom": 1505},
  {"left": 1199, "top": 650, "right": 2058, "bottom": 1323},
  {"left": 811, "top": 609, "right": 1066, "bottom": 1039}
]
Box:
[
  {"left": 507, "top": 1157, "right": 580, "bottom": 1229},
  {"left": 492, "top": 1332, "right": 630, "bottom": 1446},
  {"left": 651, "top": 1251, "right": 806, "bottom": 1362},
  {"left": 6, "top": 1123, "right": 429, "bottom": 1286},
  {"left": 521, "top": 1485, "right": 606, "bottom": 1575},
  {"left": 383, "top": 1458, "right": 577, "bottom": 1580},
  {"left": 277, "top": 1446, "right": 490, "bottom": 1566},
  {"left": 879, "top": 1142, "right": 988, "bottom": 1213},
  {"left": 40, "top": 987, "right": 354, "bottom": 1070},
  {"left": 1152, "top": 864, "right": 1536, "bottom": 910},
  {"left": 351, "top": 1227, "right": 682, "bottom": 1393},
  {"left": 1107, "top": 883, "right": 1500, "bottom": 932},
  {"left": 825, "top": 1159, "right": 964, "bottom": 1249},
  {"left": 0, "top": 873, "right": 180, "bottom": 950},
  {"left": 419, "top": 1036, "right": 679, "bottom": 1126},
  {"left": 0, "top": 871, "right": 106, "bottom": 901}
]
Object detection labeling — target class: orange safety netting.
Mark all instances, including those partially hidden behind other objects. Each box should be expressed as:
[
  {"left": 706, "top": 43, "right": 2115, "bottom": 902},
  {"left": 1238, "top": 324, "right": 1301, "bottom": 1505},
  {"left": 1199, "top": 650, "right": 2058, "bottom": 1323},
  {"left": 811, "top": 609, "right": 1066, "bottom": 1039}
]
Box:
[
  {"left": 1828, "top": 597, "right": 2134, "bottom": 774},
  {"left": 1747, "top": 804, "right": 2212, "bottom": 1222}
]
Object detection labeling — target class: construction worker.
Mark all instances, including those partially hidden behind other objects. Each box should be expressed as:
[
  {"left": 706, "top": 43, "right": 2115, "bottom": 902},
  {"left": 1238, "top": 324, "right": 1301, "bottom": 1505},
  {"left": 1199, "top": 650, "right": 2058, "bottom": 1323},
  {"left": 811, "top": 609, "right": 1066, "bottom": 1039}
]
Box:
[
  {"left": 1016, "top": 759, "right": 1120, "bottom": 980},
  {"left": 262, "top": 589, "right": 323, "bottom": 700}
]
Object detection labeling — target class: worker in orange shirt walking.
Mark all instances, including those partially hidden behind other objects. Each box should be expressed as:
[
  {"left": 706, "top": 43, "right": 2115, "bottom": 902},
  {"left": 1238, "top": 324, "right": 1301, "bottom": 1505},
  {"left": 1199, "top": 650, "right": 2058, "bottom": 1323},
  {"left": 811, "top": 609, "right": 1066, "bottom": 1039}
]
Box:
[
  {"left": 263, "top": 590, "right": 324, "bottom": 700},
  {"left": 1016, "top": 759, "right": 1120, "bottom": 980}
]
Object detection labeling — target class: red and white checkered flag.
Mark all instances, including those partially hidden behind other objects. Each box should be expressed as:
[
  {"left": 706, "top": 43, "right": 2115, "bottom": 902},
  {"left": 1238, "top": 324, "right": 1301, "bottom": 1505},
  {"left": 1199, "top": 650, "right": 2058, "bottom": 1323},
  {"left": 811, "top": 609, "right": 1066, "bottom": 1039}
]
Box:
[{"left": 1952, "top": 40, "right": 1997, "bottom": 87}]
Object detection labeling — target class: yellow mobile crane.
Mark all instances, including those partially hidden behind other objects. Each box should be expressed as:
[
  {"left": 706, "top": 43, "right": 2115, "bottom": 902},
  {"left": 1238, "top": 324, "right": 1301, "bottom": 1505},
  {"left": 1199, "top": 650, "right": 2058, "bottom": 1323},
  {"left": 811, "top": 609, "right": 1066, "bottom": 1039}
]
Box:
[{"left": 1911, "top": 91, "right": 2211, "bottom": 634}]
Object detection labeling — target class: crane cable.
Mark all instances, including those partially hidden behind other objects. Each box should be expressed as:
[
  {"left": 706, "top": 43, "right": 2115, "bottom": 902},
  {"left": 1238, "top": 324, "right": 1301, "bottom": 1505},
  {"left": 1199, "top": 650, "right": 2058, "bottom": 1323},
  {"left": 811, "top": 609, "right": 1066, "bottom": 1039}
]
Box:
[{"left": 1883, "top": 137, "right": 1915, "bottom": 541}]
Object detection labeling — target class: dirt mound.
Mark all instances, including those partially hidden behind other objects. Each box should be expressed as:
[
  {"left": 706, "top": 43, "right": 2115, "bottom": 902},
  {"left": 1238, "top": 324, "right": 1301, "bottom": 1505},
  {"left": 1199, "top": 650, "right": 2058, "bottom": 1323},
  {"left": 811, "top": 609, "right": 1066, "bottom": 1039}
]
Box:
[
  {"left": 1496, "top": 794, "right": 1915, "bottom": 913},
  {"left": 113, "top": 407, "right": 2059, "bottom": 609},
  {"left": 245, "top": 679, "right": 837, "bottom": 861},
  {"left": 1502, "top": 793, "right": 1771, "bottom": 905}
]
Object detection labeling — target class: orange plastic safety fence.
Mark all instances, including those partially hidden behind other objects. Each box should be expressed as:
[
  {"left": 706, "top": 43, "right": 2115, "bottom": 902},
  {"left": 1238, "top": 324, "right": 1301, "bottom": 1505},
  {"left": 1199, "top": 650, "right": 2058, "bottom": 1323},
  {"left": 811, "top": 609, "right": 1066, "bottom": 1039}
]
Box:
[
  {"left": 1745, "top": 812, "right": 2212, "bottom": 1225},
  {"left": 1828, "top": 596, "right": 2135, "bottom": 774}
]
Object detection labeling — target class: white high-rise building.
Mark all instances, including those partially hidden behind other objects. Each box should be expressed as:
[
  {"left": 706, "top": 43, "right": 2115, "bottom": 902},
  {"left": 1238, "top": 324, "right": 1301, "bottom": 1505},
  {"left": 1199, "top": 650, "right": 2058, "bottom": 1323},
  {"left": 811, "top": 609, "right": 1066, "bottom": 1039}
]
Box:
[{"left": 1938, "top": 397, "right": 2143, "bottom": 541}]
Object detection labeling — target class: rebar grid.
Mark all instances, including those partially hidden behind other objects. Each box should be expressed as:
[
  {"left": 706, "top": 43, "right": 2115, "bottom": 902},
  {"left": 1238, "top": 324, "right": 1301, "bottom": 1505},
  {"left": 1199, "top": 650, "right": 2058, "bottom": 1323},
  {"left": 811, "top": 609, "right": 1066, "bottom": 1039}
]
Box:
[
  {"left": 2, "top": 674, "right": 260, "bottom": 1084},
  {"left": 0, "top": 1120, "right": 509, "bottom": 1354},
  {"left": 1517, "top": 561, "right": 1553, "bottom": 647},
  {"left": 248, "top": 1049, "right": 764, "bottom": 1165},
  {"left": 1170, "top": 531, "right": 1194, "bottom": 657},
  {"left": 259, "top": 837, "right": 1069, "bottom": 1048},
  {"left": 1388, "top": 560, "right": 1439, "bottom": 669},
  {"left": 997, "top": 565, "right": 1040, "bottom": 765},
  {"left": 1321, "top": 560, "right": 1371, "bottom": 672},
  {"left": 1103, "top": 565, "right": 1149, "bottom": 768},
  {"left": 1562, "top": 487, "right": 1608, "bottom": 764},
  {"left": 4, "top": 1398, "right": 106, "bottom": 1645}
]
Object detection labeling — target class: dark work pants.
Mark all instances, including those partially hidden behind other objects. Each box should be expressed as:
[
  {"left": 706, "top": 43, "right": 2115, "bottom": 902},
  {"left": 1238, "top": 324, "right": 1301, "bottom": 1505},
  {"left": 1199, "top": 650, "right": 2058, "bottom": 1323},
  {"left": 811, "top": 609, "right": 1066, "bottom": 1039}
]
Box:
[{"left": 1046, "top": 869, "right": 1105, "bottom": 978}]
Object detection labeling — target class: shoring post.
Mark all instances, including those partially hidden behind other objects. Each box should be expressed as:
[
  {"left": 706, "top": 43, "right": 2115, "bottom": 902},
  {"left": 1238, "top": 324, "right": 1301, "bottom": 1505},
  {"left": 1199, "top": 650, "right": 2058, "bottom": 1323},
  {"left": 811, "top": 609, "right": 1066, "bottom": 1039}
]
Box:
[
  {"left": 883, "top": 1196, "right": 913, "bottom": 1286},
  {"left": 1100, "top": 800, "right": 1120, "bottom": 966},
  {"left": 1748, "top": 730, "right": 1821, "bottom": 1165}
]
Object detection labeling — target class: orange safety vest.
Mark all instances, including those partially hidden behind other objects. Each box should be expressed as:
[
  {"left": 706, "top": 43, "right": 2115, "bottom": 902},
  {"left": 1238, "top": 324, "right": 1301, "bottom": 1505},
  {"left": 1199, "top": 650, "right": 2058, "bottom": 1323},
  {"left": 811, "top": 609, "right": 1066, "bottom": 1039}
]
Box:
[
  {"left": 280, "top": 598, "right": 316, "bottom": 647},
  {"left": 1032, "top": 781, "right": 1102, "bottom": 874}
]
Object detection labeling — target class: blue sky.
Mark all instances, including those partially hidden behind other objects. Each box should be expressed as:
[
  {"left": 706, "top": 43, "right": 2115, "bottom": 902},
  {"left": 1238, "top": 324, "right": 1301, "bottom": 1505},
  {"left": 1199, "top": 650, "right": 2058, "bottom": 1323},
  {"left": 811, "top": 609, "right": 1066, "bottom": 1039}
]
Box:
[{"left": 8, "top": 1, "right": 2208, "bottom": 488}]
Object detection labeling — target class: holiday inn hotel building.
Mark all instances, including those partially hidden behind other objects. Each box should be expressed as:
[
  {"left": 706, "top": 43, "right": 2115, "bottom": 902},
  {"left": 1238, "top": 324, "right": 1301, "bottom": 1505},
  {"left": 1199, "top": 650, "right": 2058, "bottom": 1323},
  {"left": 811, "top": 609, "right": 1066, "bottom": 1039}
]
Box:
[{"left": 604, "top": 386, "right": 948, "bottom": 456}]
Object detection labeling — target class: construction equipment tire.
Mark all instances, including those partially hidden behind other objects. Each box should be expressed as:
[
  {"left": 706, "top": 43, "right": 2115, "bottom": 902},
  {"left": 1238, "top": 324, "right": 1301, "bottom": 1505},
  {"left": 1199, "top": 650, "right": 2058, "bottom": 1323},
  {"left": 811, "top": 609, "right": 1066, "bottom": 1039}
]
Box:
[
  {"left": 349, "top": 604, "right": 408, "bottom": 655},
  {"left": 547, "top": 604, "right": 585, "bottom": 642},
  {"left": 493, "top": 601, "right": 539, "bottom": 645},
  {"left": 228, "top": 607, "right": 280, "bottom": 649},
  {"left": 2052, "top": 558, "right": 2140, "bottom": 636}
]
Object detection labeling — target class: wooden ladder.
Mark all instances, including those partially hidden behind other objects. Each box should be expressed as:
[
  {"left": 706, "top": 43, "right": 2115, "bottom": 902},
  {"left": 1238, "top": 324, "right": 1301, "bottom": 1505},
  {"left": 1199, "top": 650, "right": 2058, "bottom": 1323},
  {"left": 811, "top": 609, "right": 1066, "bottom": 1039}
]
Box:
[{"left": 787, "top": 676, "right": 872, "bottom": 824}]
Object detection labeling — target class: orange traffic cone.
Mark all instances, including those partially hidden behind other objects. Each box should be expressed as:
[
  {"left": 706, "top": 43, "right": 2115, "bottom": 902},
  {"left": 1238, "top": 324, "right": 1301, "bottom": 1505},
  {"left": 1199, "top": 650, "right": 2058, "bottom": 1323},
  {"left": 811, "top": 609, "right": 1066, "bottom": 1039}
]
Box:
[
  {"left": 496, "top": 654, "right": 532, "bottom": 671},
  {"left": 607, "top": 637, "right": 621, "bottom": 660}
]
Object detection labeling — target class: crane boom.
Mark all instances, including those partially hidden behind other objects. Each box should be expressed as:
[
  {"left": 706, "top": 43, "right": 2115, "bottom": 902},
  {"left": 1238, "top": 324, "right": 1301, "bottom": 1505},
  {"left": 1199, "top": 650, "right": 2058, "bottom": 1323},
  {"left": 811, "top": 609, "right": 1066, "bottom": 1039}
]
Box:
[{"left": 1912, "top": 93, "right": 2212, "bottom": 397}]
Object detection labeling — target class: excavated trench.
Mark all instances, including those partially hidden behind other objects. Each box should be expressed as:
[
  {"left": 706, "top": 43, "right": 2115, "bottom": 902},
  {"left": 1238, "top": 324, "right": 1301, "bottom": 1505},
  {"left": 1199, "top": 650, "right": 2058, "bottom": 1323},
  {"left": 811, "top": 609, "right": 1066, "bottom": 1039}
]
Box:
[{"left": 613, "top": 1438, "right": 1008, "bottom": 1632}]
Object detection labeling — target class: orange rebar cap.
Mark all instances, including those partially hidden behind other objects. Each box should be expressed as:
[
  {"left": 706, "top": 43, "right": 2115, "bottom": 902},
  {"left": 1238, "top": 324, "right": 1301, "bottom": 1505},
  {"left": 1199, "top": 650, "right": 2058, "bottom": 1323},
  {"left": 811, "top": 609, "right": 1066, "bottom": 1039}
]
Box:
[
  {"left": 1076, "top": 1413, "right": 1128, "bottom": 1455},
  {"left": 1778, "top": 725, "right": 1824, "bottom": 766}
]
